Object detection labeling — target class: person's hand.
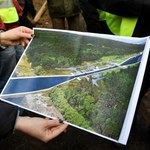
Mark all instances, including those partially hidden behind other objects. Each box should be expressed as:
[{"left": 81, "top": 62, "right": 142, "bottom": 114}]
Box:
[
  {"left": 0, "top": 26, "right": 33, "bottom": 47},
  {"left": 15, "top": 116, "right": 68, "bottom": 143}
]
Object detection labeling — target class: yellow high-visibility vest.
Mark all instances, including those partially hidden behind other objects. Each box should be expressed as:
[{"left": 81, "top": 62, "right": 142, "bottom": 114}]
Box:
[
  {"left": 98, "top": 10, "right": 138, "bottom": 37},
  {"left": 0, "top": 0, "right": 19, "bottom": 23}
]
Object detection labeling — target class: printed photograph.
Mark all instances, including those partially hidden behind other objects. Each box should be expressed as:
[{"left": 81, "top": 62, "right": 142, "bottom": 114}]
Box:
[{"left": 0, "top": 29, "right": 147, "bottom": 144}]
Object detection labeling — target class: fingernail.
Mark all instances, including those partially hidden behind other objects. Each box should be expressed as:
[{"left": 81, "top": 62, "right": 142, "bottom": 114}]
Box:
[
  {"left": 59, "top": 119, "right": 64, "bottom": 123},
  {"left": 31, "top": 34, "right": 35, "bottom": 38}
]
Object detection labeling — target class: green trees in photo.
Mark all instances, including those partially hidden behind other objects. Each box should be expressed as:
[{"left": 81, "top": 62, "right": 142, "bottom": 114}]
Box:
[{"left": 48, "top": 87, "right": 93, "bottom": 131}]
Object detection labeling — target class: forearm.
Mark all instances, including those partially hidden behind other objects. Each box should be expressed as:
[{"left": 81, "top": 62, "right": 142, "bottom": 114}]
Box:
[{"left": 15, "top": 116, "right": 34, "bottom": 133}]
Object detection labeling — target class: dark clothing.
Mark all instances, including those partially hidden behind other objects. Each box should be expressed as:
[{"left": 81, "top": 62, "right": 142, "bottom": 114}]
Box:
[
  {"left": 23, "top": 0, "right": 36, "bottom": 18},
  {"left": 0, "top": 45, "right": 24, "bottom": 91},
  {"left": 80, "top": 0, "right": 102, "bottom": 33},
  {"left": 47, "top": 0, "right": 81, "bottom": 30},
  {"left": 47, "top": 0, "right": 81, "bottom": 18},
  {"left": 88, "top": 0, "right": 150, "bottom": 37},
  {"left": 0, "top": 101, "right": 18, "bottom": 141},
  {"left": 17, "top": 0, "right": 36, "bottom": 18},
  {"left": 51, "top": 14, "right": 80, "bottom": 31},
  {"left": 19, "top": 15, "right": 34, "bottom": 29},
  {"left": 88, "top": 0, "right": 142, "bottom": 17},
  {"left": 17, "top": 0, "right": 36, "bottom": 29},
  {"left": 79, "top": 0, "right": 117, "bottom": 34},
  {"left": 139, "top": 53, "right": 150, "bottom": 99}
]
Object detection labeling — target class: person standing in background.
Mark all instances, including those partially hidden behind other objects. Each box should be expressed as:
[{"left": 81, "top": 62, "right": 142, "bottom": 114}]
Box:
[
  {"left": 47, "top": 0, "right": 81, "bottom": 31},
  {"left": 79, "top": 0, "right": 101, "bottom": 33}
]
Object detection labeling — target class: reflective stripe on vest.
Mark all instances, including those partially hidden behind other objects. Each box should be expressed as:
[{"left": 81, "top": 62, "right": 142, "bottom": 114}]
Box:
[
  {"left": 0, "top": 0, "right": 19, "bottom": 23},
  {"left": 98, "top": 10, "right": 138, "bottom": 37}
]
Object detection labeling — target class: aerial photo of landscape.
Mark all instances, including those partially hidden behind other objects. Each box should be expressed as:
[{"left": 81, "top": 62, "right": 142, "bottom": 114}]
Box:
[{"left": 1, "top": 29, "right": 145, "bottom": 142}]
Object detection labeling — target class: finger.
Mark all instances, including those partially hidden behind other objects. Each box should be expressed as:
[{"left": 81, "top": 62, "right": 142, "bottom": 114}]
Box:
[
  {"left": 45, "top": 117, "right": 50, "bottom": 120},
  {"left": 47, "top": 119, "right": 60, "bottom": 127},
  {"left": 20, "top": 40, "right": 26, "bottom": 47},
  {"left": 19, "top": 26, "right": 34, "bottom": 39},
  {"left": 24, "top": 39, "right": 30, "bottom": 45},
  {"left": 20, "top": 26, "right": 33, "bottom": 34},
  {"left": 49, "top": 124, "right": 68, "bottom": 139},
  {"left": 4, "top": 40, "right": 20, "bottom": 46},
  {"left": 19, "top": 39, "right": 30, "bottom": 46},
  {"left": 20, "top": 32, "right": 33, "bottom": 39}
]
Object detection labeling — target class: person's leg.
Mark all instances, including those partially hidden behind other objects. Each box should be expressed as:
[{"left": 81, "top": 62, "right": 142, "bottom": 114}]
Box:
[
  {"left": 0, "top": 46, "right": 16, "bottom": 92},
  {"left": 67, "top": 14, "right": 80, "bottom": 31},
  {"left": 15, "top": 45, "right": 25, "bottom": 62},
  {"left": 51, "top": 17, "right": 66, "bottom": 29},
  {"left": 24, "top": 0, "right": 36, "bottom": 18},
  {"left": 80, "top": 1, "right": 101, "bottom": 33}
]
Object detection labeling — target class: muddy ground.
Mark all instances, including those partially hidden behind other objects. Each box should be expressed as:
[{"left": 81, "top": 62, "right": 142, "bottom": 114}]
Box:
[{"left": 1, "top": 1, "right": 150, "bottom": 149}]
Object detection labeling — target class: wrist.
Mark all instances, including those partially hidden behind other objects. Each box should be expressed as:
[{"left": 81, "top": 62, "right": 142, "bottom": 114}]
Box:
[{"left": 15, "top": 116, "right": 31, "bottom": 131}]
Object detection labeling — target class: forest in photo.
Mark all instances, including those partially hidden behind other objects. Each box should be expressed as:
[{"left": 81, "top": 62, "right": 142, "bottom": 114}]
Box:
[{"left": 16, "top": 29, "right": 144, "bottom": 77}]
